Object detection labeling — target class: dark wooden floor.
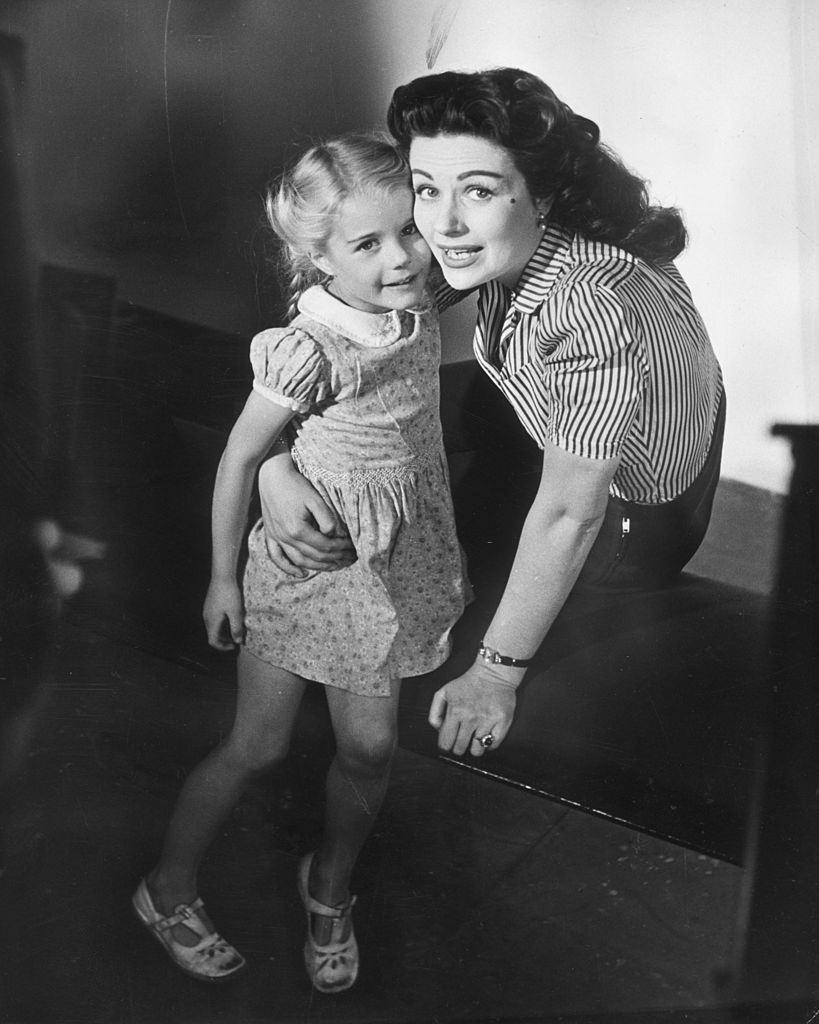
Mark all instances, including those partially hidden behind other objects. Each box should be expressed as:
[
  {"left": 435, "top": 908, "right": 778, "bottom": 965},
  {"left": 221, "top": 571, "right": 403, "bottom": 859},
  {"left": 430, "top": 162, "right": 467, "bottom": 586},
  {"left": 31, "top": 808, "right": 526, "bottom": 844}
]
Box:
[
  {"left": 0, "top": 624, "right": 750, "bottom": 1024},
  {"left": 2, "top": 299, "right": 808, "bottom": 1024}
]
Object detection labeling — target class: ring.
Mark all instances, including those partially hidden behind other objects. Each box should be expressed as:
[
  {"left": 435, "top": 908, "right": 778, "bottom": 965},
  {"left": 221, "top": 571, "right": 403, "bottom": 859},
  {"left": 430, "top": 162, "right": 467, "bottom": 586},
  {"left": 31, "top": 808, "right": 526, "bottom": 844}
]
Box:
[{"left": 478, "top": 733, "right": 495, "bottom": 748}]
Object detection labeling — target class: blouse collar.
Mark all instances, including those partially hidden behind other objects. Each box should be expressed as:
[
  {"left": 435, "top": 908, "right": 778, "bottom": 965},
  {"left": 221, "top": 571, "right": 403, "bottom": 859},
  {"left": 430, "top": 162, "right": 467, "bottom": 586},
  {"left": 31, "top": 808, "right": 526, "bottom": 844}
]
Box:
[
  {"left": 298, "top": 285, "right": 432, "bottom": 348},
  {"left": 509, "top": 222, "right": 576, "bottom": 314}
]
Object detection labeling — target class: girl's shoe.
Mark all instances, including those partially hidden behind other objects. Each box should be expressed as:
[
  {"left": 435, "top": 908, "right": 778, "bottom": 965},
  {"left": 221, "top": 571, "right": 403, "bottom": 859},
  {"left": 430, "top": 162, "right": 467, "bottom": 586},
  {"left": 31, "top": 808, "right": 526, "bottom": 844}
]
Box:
[
  {"left": 132, "top": 878, "right": 246, "bottom": 983},
  {"left": 297, "top": 853, "right": 359, "bottom": 993}
]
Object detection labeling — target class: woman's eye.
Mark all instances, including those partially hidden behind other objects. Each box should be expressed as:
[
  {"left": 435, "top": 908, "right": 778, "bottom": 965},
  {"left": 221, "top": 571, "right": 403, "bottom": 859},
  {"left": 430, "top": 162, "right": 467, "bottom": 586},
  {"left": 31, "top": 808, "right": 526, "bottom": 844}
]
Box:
[
  {"left": 413, "top": 185, "right": 437, "bottom": 199},
  {"left": 357, "top": 239, "right": 377, "bottom": 252},
  {"left": 401, "top": 222, "right": 419, "bottom": 236},
  {"left": 467, "top": 185, "right": 494, "bottom": 200}
]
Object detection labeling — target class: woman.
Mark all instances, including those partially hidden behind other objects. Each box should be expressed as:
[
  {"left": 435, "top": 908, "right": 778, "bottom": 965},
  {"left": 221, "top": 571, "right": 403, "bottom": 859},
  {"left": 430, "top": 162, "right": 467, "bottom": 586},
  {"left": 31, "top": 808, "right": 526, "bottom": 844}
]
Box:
[{"left": 258, "top": 67, "right": 724, "bottom": 763}]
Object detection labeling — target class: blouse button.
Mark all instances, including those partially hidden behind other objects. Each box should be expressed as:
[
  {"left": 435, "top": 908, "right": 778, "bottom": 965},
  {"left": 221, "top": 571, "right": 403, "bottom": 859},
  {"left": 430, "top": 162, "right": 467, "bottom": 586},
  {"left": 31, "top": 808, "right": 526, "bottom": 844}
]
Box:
[{"left": 510, "top": 309, "right": 521, "bottom": 325}]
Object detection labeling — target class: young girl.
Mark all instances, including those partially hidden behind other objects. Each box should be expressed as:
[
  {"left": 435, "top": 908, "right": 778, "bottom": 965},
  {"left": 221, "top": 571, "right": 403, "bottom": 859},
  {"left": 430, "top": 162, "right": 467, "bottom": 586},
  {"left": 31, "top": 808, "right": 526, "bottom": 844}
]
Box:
[{"left": 132, "top": 132, "right": 468, "bottom": 992}]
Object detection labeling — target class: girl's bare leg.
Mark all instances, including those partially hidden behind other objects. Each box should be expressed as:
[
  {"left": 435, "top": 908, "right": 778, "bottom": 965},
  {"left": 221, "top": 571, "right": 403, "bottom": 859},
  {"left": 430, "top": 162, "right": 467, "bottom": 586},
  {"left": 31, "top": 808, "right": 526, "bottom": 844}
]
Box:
[
  {"left": 146, "top": 650, "right": 307, "bottom": 944},
  {"left": 307, "top": 679, "right": 402, "bottom": 944}
]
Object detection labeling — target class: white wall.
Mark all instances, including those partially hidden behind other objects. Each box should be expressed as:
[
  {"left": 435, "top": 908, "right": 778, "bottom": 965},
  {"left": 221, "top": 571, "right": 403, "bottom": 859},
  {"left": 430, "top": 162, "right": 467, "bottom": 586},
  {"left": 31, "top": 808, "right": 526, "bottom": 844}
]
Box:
[
  {"left": 7, "top": 0, "right": 814, "bottom": 493},
  {"left": 362, "top": 0, "right": 815, "bottom": 494}
]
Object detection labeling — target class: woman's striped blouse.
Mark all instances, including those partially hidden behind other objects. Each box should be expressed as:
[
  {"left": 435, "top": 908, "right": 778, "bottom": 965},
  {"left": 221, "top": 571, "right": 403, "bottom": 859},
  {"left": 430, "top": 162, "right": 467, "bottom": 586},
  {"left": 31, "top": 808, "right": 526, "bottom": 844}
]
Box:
[{"left": 451, "top": 223, "right": 724, "bottom": 505}]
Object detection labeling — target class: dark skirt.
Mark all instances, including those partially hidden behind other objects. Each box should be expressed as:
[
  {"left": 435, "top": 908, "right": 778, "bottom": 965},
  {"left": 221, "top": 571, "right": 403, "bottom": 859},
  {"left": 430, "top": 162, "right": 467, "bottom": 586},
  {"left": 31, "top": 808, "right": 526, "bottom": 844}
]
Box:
[{"left": 577, "top": 389, "right": 727, "bottom": 591}]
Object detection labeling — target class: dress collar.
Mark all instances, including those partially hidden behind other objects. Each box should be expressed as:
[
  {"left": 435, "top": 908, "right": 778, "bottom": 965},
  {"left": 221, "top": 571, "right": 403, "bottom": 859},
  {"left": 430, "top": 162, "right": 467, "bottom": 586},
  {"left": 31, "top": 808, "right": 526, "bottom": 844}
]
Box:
[
  {"left": 509, "top": 222, "right": 576, "bottom": 314},
  {"left": 298, "top": 285, "right": 432, "bottom": 348}
]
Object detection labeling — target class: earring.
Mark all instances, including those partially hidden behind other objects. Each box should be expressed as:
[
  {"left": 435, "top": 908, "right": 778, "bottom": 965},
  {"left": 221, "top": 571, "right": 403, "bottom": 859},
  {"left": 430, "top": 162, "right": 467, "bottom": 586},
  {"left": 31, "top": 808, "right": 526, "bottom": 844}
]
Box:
[{"left": 536, "top": 211, "right": 548, "bottom": 229}]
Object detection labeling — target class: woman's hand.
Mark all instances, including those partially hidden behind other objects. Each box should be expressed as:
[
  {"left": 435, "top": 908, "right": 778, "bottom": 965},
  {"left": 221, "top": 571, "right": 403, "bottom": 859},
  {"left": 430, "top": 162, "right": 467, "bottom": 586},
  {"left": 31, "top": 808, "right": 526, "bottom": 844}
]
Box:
[
  {"left": 258, "top": 452, "right": 356, "bottom": 575},
  {"left": 203, "top": 577, "right": 245, "bottom": 651},
  {"left": 429, "top": 660, "right": 521, "bottom": 758}
]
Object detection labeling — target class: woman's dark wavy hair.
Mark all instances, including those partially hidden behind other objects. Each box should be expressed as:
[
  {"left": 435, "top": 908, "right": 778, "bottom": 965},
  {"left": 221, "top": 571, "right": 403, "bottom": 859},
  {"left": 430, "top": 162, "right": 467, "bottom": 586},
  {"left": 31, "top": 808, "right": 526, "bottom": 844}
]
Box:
[{"left": 387, "top": 68, "right": 686, "bottom": 262}]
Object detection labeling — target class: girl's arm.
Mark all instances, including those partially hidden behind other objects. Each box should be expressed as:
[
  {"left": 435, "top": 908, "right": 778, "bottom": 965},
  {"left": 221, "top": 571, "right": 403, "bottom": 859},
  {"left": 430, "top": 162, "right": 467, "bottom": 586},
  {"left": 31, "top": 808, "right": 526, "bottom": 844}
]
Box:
[
  {"left": 203, "top": 391, "right": 295, "bottom": 650},
  {"left": 429, "top": 438, "right": 619, "bottom": 757}
]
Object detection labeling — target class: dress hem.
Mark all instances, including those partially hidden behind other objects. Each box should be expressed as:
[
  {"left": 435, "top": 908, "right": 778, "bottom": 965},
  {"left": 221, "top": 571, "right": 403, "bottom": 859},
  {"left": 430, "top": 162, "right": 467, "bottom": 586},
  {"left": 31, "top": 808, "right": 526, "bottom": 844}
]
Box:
[{"left": 240, "top": 640, "right": 454, "bottom": 697}]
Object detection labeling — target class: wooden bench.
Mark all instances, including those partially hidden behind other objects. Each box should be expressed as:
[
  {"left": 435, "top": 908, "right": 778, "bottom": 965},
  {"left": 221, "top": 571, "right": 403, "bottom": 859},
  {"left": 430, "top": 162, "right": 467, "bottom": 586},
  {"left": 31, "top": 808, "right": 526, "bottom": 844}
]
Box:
[{"left": 399, "top": 360, "right": 773, "bottom": 865}]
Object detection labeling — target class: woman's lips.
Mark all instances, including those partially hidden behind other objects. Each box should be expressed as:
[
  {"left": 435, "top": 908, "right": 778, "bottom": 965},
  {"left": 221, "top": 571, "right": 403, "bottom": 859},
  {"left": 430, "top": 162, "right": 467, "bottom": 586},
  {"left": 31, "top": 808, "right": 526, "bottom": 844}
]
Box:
[{"left": 438, "top": 246, "right": 482, "bottom": 269}]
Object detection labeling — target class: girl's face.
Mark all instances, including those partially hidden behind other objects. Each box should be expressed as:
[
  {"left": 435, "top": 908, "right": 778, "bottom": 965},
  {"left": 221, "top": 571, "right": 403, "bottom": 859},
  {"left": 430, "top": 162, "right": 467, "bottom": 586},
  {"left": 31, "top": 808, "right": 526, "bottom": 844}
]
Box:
[
  {"left": 312, "top": 187, "right": 431, "bottom": 313},
  {"left": 410, "top": 133, "right": 548, "bottom": 291}
]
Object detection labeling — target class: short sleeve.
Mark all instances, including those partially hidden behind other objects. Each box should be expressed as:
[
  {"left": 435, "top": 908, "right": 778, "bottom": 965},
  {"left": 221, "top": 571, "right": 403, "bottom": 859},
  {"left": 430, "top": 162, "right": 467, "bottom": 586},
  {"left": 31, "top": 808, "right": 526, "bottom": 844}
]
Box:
[
  {"left": 543, "top": 281, "right": 648, "bottom": 460},
  {"left": 249, "top": 327, "right": 331, "bottom": 414}
]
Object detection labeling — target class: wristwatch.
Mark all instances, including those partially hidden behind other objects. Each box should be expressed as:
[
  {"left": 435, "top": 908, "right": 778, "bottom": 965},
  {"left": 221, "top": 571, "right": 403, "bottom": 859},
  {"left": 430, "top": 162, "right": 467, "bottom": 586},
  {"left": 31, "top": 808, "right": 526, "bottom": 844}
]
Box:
[{"left": 478, "top": 642, "right": 532, "bottom": 669}]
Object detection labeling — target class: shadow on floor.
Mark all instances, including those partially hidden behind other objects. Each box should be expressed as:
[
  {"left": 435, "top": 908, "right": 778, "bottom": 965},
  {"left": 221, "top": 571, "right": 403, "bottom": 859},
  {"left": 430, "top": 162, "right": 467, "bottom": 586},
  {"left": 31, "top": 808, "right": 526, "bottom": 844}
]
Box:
[
  {"left": 2, "top": 625, "right": 751, "bottom": 1024},
  {"left": 1, "top": 300, "right": 804, "bottom": 1024}
]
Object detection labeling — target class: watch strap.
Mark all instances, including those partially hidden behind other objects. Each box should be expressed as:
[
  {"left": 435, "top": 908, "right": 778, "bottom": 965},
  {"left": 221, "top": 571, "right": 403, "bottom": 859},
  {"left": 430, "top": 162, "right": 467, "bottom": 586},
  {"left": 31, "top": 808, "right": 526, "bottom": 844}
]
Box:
[{"left": 478, "top": 642, "right": 532, "bottom": 669}]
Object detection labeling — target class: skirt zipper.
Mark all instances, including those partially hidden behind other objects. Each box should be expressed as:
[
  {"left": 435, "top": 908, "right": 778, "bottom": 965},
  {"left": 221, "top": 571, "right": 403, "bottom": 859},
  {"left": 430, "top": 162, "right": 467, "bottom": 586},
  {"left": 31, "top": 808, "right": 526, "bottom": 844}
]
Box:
[{"left": 615, "top": 515, "right": 631, "bottom": 563}]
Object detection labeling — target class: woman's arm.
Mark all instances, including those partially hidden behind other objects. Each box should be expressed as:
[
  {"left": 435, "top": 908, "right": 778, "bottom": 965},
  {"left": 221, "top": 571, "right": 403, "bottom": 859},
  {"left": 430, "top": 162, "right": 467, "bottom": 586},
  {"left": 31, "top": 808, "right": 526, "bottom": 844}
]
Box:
[
  {"left": 429, "top": 438, "right": 619, "bottom": 757},
  {"left": 255, "top": 269, "right": 468, "bottom": 571},
  {"left": 255, "top": 272, "right": 469, "bottom": 570},
  {"left": 257, "top": 452, "right": 356, "bottom": 574},
  {"left": 203, "top": 391, "right": 295, "bottom": 650}
]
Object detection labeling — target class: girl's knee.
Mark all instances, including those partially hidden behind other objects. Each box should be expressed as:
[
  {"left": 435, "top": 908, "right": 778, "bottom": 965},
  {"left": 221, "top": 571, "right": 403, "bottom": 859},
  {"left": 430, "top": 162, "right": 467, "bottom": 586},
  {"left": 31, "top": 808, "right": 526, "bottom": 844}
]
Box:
[
  {"left": 220, "top": 735, "right": 288, "bottom": 777},
  {"left": 336, "top": 729, "right": 397, "bottom": 777}
]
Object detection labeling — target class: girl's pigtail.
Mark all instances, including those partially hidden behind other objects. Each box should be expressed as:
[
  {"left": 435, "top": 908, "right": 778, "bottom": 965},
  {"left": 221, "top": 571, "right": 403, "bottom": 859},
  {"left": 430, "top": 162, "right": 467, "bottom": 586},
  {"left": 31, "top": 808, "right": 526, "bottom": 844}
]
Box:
[
  {"left": 285, "top": 266, "right": 313, "bottom": 322},
  {"left": 264, "top": 156, "right": 331, "bottom": 323}
]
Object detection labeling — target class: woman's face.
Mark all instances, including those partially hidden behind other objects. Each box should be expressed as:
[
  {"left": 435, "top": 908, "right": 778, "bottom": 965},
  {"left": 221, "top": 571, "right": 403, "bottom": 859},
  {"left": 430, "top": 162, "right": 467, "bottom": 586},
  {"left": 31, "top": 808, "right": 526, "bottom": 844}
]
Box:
[{"left": 409, "top": 133, "right": 547, "bottom": 291}]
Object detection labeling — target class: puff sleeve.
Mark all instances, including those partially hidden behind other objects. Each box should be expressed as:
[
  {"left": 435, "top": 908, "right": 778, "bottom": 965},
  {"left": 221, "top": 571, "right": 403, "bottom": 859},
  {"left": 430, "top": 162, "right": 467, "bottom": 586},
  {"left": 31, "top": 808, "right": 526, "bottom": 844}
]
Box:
[{"left": 249, "top": 327, "right": 331, "bottom": 414}]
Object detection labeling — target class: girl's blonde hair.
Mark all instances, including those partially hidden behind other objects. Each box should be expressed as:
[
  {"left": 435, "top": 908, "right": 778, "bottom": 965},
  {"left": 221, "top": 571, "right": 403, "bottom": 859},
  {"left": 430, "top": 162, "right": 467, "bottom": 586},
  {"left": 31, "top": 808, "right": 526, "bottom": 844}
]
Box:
[{"left": 265, "top": 132, "right": 412, "bottom": 320}]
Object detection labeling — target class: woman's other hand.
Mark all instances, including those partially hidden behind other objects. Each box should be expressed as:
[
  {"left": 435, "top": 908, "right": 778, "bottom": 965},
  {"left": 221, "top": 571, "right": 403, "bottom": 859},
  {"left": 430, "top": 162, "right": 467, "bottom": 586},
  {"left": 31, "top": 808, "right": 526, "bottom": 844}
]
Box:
[
  {"left": 257, "top": 452, "right": 356, "bottom": 575},
  {"left": 428, "top": 660, "right": 522, "bottom": 759},
  {"left": 203, "top": 577, "right": 245, "bottom": 651}
]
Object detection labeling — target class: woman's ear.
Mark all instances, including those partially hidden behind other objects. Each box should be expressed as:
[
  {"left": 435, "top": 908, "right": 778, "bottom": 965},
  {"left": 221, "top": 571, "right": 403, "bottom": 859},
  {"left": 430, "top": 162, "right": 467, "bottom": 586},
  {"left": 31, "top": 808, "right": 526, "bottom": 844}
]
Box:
[{"left": 537, "top": 195, "right": 556, "bottom": 218}]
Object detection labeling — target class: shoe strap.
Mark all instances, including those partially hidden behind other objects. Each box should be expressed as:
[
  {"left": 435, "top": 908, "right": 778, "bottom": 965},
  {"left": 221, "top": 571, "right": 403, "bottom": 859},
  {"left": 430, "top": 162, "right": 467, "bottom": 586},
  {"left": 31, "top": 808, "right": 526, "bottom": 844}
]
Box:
[
  {"left": 303, "top": 889, "right": 357, "bottom": 920},
  {"left": 153, "top": 897, "right": 211, "bottom": 939}
]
